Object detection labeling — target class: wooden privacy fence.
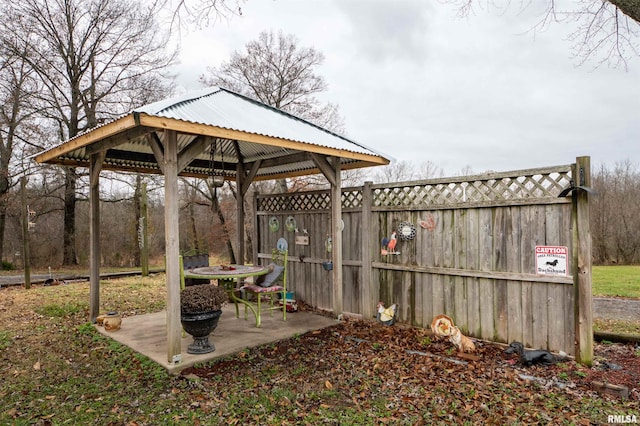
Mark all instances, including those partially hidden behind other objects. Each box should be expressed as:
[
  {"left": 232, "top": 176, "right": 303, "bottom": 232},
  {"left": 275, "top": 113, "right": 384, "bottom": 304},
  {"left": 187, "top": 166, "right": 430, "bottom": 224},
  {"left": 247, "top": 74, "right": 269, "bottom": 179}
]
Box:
[{"left": 254, "top": 157, "right": 593, "bottom": 360}]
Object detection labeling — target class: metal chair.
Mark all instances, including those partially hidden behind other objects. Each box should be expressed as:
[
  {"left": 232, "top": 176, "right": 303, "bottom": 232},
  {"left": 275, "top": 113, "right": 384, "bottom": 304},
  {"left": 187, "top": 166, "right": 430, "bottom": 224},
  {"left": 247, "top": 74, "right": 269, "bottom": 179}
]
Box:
[{"left": 240, "top": 249, "right": 287, "bottom": 327}]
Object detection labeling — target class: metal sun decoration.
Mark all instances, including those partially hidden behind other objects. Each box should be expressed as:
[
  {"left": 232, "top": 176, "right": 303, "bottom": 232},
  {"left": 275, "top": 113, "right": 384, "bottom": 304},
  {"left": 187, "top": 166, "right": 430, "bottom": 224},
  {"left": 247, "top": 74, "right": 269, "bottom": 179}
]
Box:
[
  {"left": 208, "top": 139, "right": 225, "bottom": 188},
  {"left": 397, "top": 222, "right": 416, "bottom": 241}
]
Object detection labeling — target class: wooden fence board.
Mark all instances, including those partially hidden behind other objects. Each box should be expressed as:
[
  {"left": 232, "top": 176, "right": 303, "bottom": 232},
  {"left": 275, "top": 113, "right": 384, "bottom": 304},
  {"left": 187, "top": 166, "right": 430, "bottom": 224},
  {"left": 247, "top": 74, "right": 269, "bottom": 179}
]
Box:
[
  {"left": 507, "top": 279, "right": 523, "bottom": 344},
  {"left": 466, "top": 277, "right": 481, "bottom": 336},
  {"left": 494, "top": 279, "right": 509, "bottom": 343},
  {"left": 431, "top": 274, "right": 445, "bottom": 318},
  {"left": 547, "top": 283, "right": 565, "bottom": 353},
  {"left": 521, "top": 282, "right": 534, "bottom": 347},
  {"left": 479, "top": 277, "right": 495, "bottom": 340}
]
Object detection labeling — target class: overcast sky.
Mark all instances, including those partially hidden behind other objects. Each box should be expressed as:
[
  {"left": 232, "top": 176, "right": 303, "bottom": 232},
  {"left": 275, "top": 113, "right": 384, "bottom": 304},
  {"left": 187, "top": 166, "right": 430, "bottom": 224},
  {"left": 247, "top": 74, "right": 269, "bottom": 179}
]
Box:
[{"left": 172, "top": 0, "right": 640, "bottom": 176}]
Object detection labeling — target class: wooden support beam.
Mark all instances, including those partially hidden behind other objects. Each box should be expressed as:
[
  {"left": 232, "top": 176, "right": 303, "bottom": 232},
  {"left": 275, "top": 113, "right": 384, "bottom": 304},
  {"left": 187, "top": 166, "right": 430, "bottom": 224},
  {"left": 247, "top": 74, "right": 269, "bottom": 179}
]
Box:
[
  {"left": 147, "top": 132, "right": 165, "bottom": 175},
  {"left": 164, "top": 130, "right": 182, "bottom": 364},
  {"left": 573, "top": 156, "right": 593, "bottom": 366},
  {"left": 330, "top": 157, "right": 343, "bottom": 317},
  {"left": 311, "top": 153, "right": 337, "bottom": 187},
  {"left": 89, "top": 153, "right": 104, "bottom": 322},
  {"left": 241, "top": 159, "right": 262, "bottom": 196},
  {"left": 177, "top": 135, "right": 208, "bottom": 173},
  {"left": 84, "top": 126, "right": 151, "bottom": 156}
]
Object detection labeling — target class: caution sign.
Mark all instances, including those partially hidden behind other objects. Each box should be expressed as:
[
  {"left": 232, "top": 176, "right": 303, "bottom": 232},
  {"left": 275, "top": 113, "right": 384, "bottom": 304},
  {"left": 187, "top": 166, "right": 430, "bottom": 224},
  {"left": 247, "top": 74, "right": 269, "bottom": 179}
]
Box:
[{"left": 535, "top": 246, "right": 568, "bottom": 276}]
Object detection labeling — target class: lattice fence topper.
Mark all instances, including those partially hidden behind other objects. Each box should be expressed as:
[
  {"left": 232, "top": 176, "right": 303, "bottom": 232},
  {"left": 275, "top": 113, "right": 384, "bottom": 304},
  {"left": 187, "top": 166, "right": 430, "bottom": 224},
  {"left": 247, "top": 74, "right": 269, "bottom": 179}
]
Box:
[
  {"left": 373, "top": 169, "right": 572, "bottom": 207},
  {"left": 256, "top": 167, "right": 572, "bottom": 212},
  {"left": 257, "top": 191, "right": 331, "bottom": 212}
]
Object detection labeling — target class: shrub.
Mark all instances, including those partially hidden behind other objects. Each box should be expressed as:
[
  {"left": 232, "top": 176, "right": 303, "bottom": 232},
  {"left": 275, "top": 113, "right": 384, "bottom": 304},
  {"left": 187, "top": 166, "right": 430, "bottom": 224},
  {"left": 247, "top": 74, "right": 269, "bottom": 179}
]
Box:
[{"left": 180, "top": 284, "right": 228, "bottom": 313}]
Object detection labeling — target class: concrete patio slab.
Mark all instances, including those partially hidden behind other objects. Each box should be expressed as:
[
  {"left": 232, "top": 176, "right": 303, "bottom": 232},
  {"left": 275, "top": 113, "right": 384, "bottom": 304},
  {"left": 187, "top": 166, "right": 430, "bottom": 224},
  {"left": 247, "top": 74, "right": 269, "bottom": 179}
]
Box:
[{"left": 95, "top": 305, "right": 339, "bottom": 374}]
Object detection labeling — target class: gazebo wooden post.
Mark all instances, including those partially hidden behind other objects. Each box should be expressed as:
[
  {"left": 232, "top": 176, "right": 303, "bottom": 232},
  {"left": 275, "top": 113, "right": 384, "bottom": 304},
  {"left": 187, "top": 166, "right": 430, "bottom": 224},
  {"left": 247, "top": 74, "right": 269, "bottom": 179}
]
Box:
[
  {"left": 310, "top": 153, "right": 345, "bottom": 318},
  {"left": 236, "top": 163, "right": 245, "bottom": 265},
  {"left": 89, "top": 153, "right": 105, "bottom": 322},
  {"left": 331, "top": 157, "right": 343, "bottom": 317},
  {"left": 164, "top": 130, "right": 182, "bottom": 364}
]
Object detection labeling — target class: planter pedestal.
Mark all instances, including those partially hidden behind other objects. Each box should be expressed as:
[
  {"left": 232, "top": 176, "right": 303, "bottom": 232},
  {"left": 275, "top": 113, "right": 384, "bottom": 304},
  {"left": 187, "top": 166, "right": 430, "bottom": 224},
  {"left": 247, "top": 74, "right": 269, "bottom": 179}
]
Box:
[{"left": 180, "top": 310, "right": 222, "bottom": 354}]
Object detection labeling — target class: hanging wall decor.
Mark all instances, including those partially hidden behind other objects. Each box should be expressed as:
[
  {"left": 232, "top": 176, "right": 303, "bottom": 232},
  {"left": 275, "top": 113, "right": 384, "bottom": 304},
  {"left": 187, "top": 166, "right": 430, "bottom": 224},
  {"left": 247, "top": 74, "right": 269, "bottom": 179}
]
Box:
[
  {"left": 419, "top": 214, "right": 437, "bottom": 231},
  {"left": 285, "top": 216, "right": 297, "bottom": 232},
  {"left": 398, "top": 222, "right": 417, "bottom": 241},
  {"left": 276, "top": 237, "right": 288, "bottom": 252},
  {"left": 268, "top": 216, "right": 280, "bottom": 232}
]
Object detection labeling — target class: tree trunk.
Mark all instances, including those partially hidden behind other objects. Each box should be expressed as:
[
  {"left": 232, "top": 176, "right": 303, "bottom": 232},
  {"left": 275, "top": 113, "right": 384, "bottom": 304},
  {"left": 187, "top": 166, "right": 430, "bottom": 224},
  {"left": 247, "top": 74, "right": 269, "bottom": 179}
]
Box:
[
  {"left": 275, "top": 178, "right": 288, "bottom": 193},
  {"left": 211, "top": 189, "right": 235, "bottom": 263},
  {"left": 63, "top": 167, "right": 78, "bottom": 265},
  {"left": 188, "top": 202, "right": 200, "bottom": 252},
  {"left": 610, "top": 0, "right": 640, "bottom": 23},
  {"left": 0, "top": 206, "right": 6, "bottom": 266}
]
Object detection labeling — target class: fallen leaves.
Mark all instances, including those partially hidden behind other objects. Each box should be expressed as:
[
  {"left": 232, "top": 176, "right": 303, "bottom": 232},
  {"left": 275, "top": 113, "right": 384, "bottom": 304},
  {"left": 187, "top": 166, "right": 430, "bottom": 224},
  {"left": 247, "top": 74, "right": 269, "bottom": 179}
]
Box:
[{"left": 182, "top": 319, "right": 639, "bottom": 424}]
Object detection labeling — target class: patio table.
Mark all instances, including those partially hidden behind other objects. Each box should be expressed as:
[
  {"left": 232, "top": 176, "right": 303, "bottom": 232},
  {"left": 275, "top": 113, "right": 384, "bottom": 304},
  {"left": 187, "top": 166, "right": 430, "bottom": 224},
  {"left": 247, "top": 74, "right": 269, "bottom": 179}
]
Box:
[{"left": 184, "top": 265, "right": 269, "bottom": 327}]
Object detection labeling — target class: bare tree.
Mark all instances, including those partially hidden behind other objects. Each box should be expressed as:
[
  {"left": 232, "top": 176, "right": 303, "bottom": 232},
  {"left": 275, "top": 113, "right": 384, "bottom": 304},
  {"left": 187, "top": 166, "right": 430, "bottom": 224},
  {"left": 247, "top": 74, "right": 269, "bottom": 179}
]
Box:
[
  {"left": 373, "top": 160, "right": 444, "bottom": 184},
  {"left": 0, "top": 36, "right": 43, "bottom": 265},
  {"left": 3, "top": 0, "right": 175, "bottom": 265},
  {"left": 591, "top": 159, "right": 640, "bottom": 264},
  {"left": 447, "top": 0, "right": 640, "bottom": 69},
  {"left": 198, "top": 30, "right": 347, "bottom": 261},
  {"left": 200, "top": 30, "right": 346, "bottom": 154}
]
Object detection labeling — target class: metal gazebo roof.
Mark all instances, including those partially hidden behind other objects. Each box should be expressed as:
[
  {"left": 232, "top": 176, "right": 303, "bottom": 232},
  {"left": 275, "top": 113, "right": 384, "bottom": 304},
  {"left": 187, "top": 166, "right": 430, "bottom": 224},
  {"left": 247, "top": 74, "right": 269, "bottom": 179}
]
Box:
[{"left": 34, "top": 86, "right": 390, "bottom": 179}]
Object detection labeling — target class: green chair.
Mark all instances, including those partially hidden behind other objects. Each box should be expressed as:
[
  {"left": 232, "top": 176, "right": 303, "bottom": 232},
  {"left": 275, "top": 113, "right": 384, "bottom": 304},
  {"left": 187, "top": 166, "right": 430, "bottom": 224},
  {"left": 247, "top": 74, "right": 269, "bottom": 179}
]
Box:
[{"left": 240, "top": 249, "right": 287, "bottom": 327}]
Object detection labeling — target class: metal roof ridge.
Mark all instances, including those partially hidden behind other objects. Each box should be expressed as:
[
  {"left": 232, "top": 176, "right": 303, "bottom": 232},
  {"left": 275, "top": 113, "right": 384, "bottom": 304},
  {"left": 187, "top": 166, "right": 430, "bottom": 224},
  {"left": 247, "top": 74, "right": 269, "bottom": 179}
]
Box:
[{"left": 133, "top": 87, "right": 222, "bottom": 114}]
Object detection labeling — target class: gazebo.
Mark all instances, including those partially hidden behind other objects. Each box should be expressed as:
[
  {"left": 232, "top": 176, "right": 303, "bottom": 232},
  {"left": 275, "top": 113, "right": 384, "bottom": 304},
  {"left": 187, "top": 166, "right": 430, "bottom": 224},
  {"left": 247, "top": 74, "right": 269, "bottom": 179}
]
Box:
[{"left": 34, "top": 87, "right": 391, "bottom": 364}]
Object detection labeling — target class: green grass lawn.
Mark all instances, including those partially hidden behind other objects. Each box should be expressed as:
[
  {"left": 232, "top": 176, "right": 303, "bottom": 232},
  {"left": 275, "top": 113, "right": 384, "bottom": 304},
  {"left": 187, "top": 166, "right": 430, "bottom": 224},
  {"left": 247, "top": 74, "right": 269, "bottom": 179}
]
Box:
[{"left": 592, "top": 265, "right": 640, "bottom": 298}]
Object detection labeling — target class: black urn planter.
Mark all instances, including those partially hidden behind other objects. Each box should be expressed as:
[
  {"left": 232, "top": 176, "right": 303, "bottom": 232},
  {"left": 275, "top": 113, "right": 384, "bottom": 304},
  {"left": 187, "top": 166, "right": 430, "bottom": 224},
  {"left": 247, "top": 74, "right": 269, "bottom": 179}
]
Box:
[{"left": 180, "top": 310, "right": 222, "bottom": 354}]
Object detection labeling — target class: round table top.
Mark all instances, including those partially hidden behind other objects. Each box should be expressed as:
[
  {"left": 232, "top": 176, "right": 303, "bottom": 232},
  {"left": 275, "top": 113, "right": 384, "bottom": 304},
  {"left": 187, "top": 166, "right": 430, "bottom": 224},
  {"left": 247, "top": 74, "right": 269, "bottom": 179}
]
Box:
[{"left": 186, "top": 265, "right": 268, "bottom": 279}]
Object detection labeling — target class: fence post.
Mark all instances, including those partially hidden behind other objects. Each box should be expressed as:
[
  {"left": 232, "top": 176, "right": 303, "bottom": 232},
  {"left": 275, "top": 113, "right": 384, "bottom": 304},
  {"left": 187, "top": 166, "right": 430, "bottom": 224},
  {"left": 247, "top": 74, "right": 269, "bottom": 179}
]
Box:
[
  {"left": 361, "top": 181, "right": 373, "bottom": 319},
  {"left": 573, "top": 156, "right": 593, "bottom": 366}
]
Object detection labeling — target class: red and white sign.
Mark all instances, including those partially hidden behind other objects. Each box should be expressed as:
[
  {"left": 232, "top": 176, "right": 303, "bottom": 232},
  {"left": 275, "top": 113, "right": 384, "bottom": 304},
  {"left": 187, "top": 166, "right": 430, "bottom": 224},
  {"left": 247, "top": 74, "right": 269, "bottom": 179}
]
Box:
[{"left": 535, "top": 246, "right": 568, "bottom": 276}]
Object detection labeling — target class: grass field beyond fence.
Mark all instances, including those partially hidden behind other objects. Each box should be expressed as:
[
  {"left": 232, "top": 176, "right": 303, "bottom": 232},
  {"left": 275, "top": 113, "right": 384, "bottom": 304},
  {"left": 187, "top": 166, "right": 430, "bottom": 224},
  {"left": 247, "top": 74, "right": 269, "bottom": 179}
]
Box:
[{"left": 592, "top": 265, "right": 640, "bottom": 298}]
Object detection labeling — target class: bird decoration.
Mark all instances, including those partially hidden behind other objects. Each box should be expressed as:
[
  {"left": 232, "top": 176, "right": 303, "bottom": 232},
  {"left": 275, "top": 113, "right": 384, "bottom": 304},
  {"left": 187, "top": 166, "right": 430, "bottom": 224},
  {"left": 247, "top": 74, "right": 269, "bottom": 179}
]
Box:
[
  {"left": 376, "top": 301, "right": 398, "bottom": 326},
  {"left": 381, "top": 231, "right": 399, "bottom": 255},
  {"left": 387, "top": 231, "right": 398, "bottom": 254},
  {"left": 381, "top": 235, "right": 390, "bottom": 255}
]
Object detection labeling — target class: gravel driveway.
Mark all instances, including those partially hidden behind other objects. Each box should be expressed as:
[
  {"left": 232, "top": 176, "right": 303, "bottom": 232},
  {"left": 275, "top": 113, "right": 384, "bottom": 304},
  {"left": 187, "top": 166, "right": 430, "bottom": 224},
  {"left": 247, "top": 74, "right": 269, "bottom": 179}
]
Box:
[{"left": 593, "top": 297, "right": 640, "bottom": 322}]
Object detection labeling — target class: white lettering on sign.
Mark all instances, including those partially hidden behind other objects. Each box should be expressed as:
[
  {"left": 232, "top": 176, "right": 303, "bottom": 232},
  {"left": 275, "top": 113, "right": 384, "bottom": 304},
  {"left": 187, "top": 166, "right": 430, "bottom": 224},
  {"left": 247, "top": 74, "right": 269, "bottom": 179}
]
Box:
[
  {"left": 535, "top": 246, "right": 568, "bottom": 276},
  {"left": 608, "top": 414, "right": 638, "bottom": 424}
]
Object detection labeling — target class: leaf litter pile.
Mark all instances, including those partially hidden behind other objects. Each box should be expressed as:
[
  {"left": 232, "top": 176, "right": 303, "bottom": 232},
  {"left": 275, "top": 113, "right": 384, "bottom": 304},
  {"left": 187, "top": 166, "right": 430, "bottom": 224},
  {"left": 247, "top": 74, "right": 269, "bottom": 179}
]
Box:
[
  {"left": 1, "top": 280, "right": 639, "bottom": 425},
  {"left": 182, "top": 315, "right": 640, "bottom": 424}
]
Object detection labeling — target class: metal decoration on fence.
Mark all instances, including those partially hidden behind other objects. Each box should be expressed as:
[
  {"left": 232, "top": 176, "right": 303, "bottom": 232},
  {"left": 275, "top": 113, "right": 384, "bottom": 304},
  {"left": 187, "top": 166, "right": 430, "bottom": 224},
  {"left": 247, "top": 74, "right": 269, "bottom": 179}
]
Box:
[
  {"left": 419, "top": 214, "right": 437, "bottom": 231},
  {"left": 268, "top": 216, "right": 280, "bottom": 232},
  {"left": 397, "top": 222, "right": 416, "bottom": 241},
  {"left": 276, "top": 237, "right": 288, "bottom": 252},
  {"left": 285, "top": 216, "right": 297, "bottom": 232}
]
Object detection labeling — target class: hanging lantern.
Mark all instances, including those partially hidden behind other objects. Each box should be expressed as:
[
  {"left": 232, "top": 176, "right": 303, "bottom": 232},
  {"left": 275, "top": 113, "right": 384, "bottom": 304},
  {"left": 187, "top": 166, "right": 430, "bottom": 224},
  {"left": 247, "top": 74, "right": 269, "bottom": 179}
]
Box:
[{"left": 208, "top": 138, "right": 225, "bottom": 188}]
